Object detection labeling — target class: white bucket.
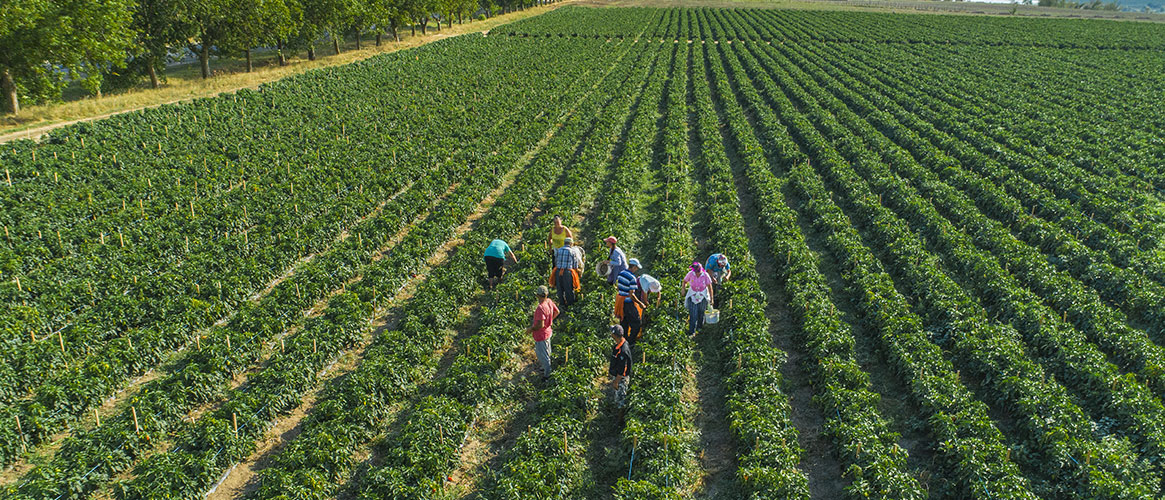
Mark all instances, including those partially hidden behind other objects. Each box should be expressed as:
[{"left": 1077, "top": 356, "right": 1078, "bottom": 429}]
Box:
[{"left": 704, "top": 309, "right": 720, "bottom": 325}]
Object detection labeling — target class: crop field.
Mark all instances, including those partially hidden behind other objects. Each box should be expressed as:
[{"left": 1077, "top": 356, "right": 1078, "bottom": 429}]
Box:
[{"left": 2, "top": 5, "right": 1165, "bottom": 500}]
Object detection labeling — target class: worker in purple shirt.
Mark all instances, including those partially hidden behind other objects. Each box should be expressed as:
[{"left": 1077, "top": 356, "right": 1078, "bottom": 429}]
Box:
[{"left": 604, "top": 236, "right": 627, "bottom": 286}]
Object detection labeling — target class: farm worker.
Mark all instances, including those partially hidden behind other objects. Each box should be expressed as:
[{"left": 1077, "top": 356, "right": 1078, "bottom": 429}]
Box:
[
  {"left": 546, "top": 215, "right": 574, "bottom": 255},
  {"left": 705, "top": 253, "right": 731, "bottom": 306},
  {"left": 705, "top": 253, "right": 731, "bottom": 284},
  {"left": 483, "top": 239, "right": 518, "bottom": 290},
  {"left": 682, "top": 262, "right": 714, "bottom": 337},
  {"left": 629, "top": 259, "right": 662, "bottom": 307},
  {"left": 527, "top": 285, "right": 559, "bottom": 382},
  {"left": 615, "top": 261, "right": 648, "bottom": 343},
  {"left": 551, "top": 237, "right": 584, "bottom": 307},
  {"left": 604, "top": 236, "right": 628, "bottom": 285},
  {"left": 609, "top": 325, "right": 633, "bottom": 411}
]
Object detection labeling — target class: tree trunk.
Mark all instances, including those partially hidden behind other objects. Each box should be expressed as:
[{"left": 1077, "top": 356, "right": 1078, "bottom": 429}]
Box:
[
  {"left": 458, "top": 13, "right": 462, "bottom": 24},
  {"left": 355, "top": 28, "right": 361, "bottom": 50},
  {"left": 420, "top": 19, "right": 427, "bottom": 35},
  {"left": 333, "top": 36, "right": 340, "bottom": 55},
  {"left": 376, "top": 32, "right": 382, "bottom": 46},
  {"left": 277, "top": 41, "right": 287, "bottom": 65},
  {"left": 434, "top": 17, "right": 441, "bottom": 31},
  {"left": 245, "top": 49, "right": 253, "bottom": 72},
  {"left": 391, "top": 25, "right": 400, "bottom": 41},
  {"left": 308, "top": 45, "right": 316, "bottom": 60},
  {"left": 147, "top": 62, "right": 159, "bottom": 89},
  {"left": 447, "top": 16, "right": 452, "bottom": 29},
  {"left": 199, "top": 43, "right": 211, "bottom": 79},
  {"left": 1, "top": 68, "right": 16, "bottom": 115},
  {"left": 411, "top": 23, "right": 416, "bottom": 36}
]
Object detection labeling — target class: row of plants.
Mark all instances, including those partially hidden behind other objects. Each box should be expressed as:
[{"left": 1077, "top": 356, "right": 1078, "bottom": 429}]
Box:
[
  {"left": 243, "top": 40, "right": 627, "bottom": 500},
  {"left": 780, "top": 40, "right": 1165, "bottom": 397},
  {"left": 0, "top": 36, "right": 574, "bottom": 471},
  {"left": 752, "top": 36, "right": 1165, "bottom": 477},
  {"left": 6, "top": 38, "right": 615, "bottom": 500},
  {"left": 481, "top": 40, "right": 666, "bottom": 500},
  {"left": 813, "top": 43, "right": 1165, "bottom": 287},
  {"left": 698, "top": 34, "right": 916, "bottom": 498},
  {"left": 501, "top": 7, "right": 1165, "bottom": 49},
  {"left": 611, "top": 42, "right": 702, "bottom": 499},
  {"left": 692, "top": 40, "right": 819, "bottom": 497},
  {"left": 731, "top": 38, "right": 1159, "bottom": 498},
  {"left": 888, "top": 43, "right": 1165, "bottom": 194},
  {"left": 813, "top": 41, "right": 1165, "bottom": 339},
  {"left": 0, "top": 38, "right": 535, "bottom": 414},
  {"left": 704, "top": 24, "right": 1039, "bottom": 499},
  {"left": 113, "top": 40, "right": 622, "bottom": 500},
  {"left": 349, "top": 39, "right": 643, "bottom": 498}
]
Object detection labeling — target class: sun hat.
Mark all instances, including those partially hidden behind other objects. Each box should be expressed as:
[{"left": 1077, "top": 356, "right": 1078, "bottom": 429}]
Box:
[
  {"left": 628, "top": 258, "right": 641, "bottom": 269},
  {"left": 534, "top": 285, "right": 549, "bottom": 297},
  {"left": 604, "top": 236, "right": 618, "bottom": 244}
]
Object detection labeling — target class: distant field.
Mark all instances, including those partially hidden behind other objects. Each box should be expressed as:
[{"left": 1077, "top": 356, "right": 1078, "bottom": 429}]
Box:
[{"left": 3, "top": 5, "right": 1165, "bottom": 500}]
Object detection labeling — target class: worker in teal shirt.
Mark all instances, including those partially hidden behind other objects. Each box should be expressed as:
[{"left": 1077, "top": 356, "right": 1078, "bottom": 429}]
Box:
[
  {"left": 484, "top": 239, "right": 518, "bottom": 290},
  {"left": 705, "top": 253, "right": 731, "bottom": 307}
]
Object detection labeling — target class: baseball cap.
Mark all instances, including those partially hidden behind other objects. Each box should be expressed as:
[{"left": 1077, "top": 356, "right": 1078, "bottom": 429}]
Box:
[
  {"left": 628, "top": 258, "right": 641, "bottom": 268},
  {"left": 534, "top": 285, "right": 549, "bottom": 297}
]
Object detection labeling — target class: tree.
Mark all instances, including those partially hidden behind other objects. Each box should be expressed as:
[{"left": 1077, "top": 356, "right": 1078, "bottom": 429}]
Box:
[
  {"left": 367, "top": 0, "right": 409, "bottom": 44},
  {"left": 179, "top": 0, "right": 234, "bottom": 78},
  {"left": 126, "top": 0, "right": 190, "bottom": 88},
  {"left": 0, "top": 0, "right": 136, "bottom": 114}
]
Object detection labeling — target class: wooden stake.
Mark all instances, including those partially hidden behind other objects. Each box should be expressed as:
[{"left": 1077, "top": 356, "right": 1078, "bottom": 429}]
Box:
[
  {"left": 56, "top": 230, "right": 62, "bottom": 248},
  {"left": 313, "top": 338, "right": 317, "bottom": 353},
  {"left": 295, "top": 283, "right": 301, "bottom": 298},
  {"left": 280, "top": 338, "right": 285, "bottom": 352},
  {"left": 58, "top": 329, "right": 65, "bottom": 352},
  {"left": 119, "top": 231, "right": 124, "bottom": 247},
  {"left": 196, "top": 335, "right": 201, "bottom": 350},
  {"left": 131, "top": 406, "right": 140, "bottom": 433},
  {"left": 30, "top": 331, "right": 35, "bottom": 342},
  {"left": 190, "top": 200, "right": 195, "bottom": 218},
  {"left": 95, "top": 409, "right": 101, "bottom": 427},
  {"left": 565, "top": 347, "right": 569, "bottom": 364},
  {"left": 642, "top": 351, "right": 646, "bottom": 364},
  {"left": 5, "top": 168, "right": 10, "bottom": 186},
  {"left": 232, "top": 413, "right": 239, "bottom": 437},
  {"left": 15, "top": 415, "right": 24, "bottom": 453},
  {"left": 226, "top": 335, "right": 231, "bottom": 350},
  {"left": 14, "top": 276, "right": 20, "bottom": 292}
]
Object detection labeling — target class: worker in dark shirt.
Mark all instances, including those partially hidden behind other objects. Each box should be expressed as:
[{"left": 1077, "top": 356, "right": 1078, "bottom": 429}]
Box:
[{"left": 608, "top": 325, "right": 633, "bottom": 413}]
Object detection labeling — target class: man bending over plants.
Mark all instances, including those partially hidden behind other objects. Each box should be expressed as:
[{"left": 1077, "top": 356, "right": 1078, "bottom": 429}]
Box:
[{"left": 609, "top": 325, "right": 633, "bottom": 415}]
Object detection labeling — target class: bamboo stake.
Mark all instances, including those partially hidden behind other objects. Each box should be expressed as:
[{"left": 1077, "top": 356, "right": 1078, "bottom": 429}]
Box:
[
  {"left": 280, "top": 338, "right": 285, "bottom": 352},
  {"left": 56, "top": 230, "right": 62, "bottom": 248},
  {"left": 131, "top": 406, "right": 140, "bottom": 433},
  {"left": 14, "top": 276, "right": 20, "bottom": 292},
  {"left": 190, "top": 200, "right": 195, "bottom": 218},
  {"left": 313, "top": 338, "right": 317, "bottom": 353},
  {"left": 95, "top": 409, "right": 101, "bottom": 427},
  {"left": 232, "top": 413, "right": 239, "bottom": 437},
  {"left": 119, "top": 231, "right": 124, "bottom": 247},
  {"left": 15, "top": 415, "right": 25, "bottom": 453},
  {"left": 196, "top": 335, "right": 201, "bottom": 350},
  {"left": 58, "top": 329, "right": 65, "bottom": 352}
]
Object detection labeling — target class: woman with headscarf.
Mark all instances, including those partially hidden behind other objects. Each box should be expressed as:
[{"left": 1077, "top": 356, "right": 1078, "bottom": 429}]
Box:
[{"left": 682, "top": 262, "right": 714, "bottom": 337}]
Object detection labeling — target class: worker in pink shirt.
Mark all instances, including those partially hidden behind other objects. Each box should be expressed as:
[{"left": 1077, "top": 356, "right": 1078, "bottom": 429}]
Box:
[{"left": 527, "top": 285, "right": 560, "bottom": 382}]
